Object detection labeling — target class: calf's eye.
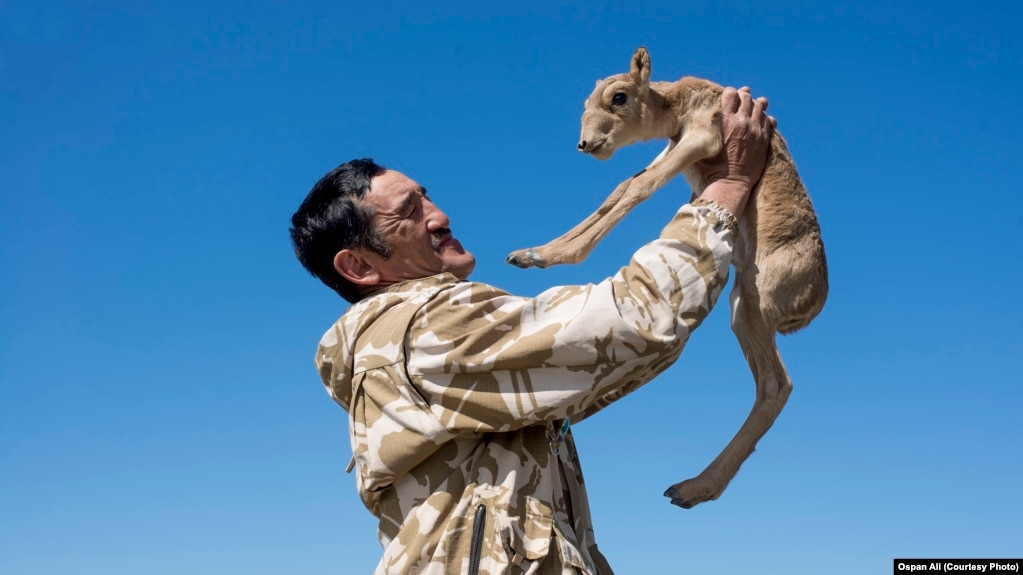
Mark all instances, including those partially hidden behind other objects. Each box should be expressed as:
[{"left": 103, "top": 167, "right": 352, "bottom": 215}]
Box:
[{"left": 611, "top": 92, "right": 628, "bottom": 106}]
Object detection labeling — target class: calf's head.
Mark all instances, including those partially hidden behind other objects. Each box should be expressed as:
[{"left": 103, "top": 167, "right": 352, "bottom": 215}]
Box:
[{"left": 578, "top": 47, "right": 654, "bottom": 160}]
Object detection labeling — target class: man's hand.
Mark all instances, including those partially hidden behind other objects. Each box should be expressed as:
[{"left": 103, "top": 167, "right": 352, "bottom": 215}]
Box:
[{"left": 700, "top": 86, "right": 776, "bottom": 218}]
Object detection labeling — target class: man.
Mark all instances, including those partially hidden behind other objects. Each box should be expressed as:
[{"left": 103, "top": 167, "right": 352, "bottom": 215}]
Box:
[{"left": 290, "top": 87, "right": 774, "bottom": 575}]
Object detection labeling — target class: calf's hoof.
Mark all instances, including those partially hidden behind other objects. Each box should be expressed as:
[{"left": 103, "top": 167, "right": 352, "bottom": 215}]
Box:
[
  {"left": 506, "top": 248, "right": 546, "bottom": 269},
  {"left": 663, "top": 479, "right": 717, "bottom": 510}
]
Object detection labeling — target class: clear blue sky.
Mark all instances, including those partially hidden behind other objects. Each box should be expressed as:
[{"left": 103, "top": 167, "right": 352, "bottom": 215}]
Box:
[{"left": 2, "top": 2, "right": 1021, "bottom": 573}]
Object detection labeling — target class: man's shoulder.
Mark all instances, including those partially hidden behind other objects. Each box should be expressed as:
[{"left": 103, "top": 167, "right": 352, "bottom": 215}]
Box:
[
  {"left": 344, "top": 273, "right": 465, "bottom": 321},
  {"left": 327, "top": 274, "right": 487, "bottom": 336},
  {"left": 318, "top": 274, "right": 517, "bottom": 361},
  {"left": 352, "top": 275, "right": 513, "bottom": 318}
]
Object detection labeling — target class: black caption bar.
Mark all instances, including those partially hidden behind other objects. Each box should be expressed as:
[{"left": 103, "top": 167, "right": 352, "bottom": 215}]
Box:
[{"left": 895, "top": 559, "right": 1021, "bottom": 573}]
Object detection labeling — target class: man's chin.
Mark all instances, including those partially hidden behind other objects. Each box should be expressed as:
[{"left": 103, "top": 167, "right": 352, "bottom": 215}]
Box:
[
  {"left": 435, "top": 238, "right": 475, "bottom": 278},
  {"left": 448, "top": 255, "right": 476, "bottom": 281}
]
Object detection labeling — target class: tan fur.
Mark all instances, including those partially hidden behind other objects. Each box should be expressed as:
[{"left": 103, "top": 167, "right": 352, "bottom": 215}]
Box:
[{"left": 507, "top": 47, "right": 828, "bottom": 509}]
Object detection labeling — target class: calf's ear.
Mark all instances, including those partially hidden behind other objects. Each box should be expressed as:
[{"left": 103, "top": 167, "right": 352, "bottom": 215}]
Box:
[{"left": 629, "top": 47, "right": 651, "bottom": 86}]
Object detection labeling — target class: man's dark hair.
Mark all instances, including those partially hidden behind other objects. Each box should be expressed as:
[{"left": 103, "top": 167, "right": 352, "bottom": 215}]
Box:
[{"left": 290, "top": 158, "right": 392, "bottom": 303}]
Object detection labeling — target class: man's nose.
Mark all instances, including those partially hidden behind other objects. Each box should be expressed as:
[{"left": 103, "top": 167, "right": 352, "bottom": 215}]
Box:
[{"left": 425, "top": 204, "right": 451, "bottom": 231}]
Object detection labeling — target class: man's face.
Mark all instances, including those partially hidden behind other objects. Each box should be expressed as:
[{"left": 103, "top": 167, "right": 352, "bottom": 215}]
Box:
[{"left": 357, "top": 170, "right": 476, "bottom": 285}]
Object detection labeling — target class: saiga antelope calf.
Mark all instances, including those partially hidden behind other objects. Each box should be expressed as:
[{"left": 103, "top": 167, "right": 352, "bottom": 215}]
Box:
[{"left": 507, "top": 47, "right": 828, "bottom": 509}]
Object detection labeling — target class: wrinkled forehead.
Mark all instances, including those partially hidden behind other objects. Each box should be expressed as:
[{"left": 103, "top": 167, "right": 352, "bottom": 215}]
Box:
[{"left": 366, "top": 170, "right": 422, "bottom": 210}]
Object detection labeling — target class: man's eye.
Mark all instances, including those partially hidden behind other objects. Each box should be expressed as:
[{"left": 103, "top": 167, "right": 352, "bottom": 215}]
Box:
[{"left": 611, "top": 92, "right": 628, "bottom": 106}]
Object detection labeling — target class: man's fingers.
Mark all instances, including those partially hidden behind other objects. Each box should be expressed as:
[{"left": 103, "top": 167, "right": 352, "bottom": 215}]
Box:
[
  {"left": 751, "top": 96, "right": 776, "bottom": 131},
  {"left": 723, "top": 86, "right": 775, "bottom": 128},
  {"left": 721, "top": 86, "right": 740, "bottom": 113},
  {"left": 736, "top": 87, "right": 753, "bottom": 116}
]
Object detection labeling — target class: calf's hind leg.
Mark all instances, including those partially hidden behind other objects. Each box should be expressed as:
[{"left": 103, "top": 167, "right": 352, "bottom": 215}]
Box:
[{"left": 664, "top": 278, "right": 793, "bottom": 508}]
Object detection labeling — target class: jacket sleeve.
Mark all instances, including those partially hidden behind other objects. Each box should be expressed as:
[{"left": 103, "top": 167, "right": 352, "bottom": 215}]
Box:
[{"left": 405, "top": 204, "right": 734, "bottom": 433}]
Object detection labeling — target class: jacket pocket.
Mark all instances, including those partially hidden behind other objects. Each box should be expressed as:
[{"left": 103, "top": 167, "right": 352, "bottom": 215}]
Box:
[{"left": 496, "top": 496, "right": 554, "bottom": 564}]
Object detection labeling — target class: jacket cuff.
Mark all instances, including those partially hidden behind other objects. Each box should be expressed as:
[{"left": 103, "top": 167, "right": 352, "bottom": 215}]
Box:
[{"left": 690, "top": 197, "right": 739, "bottom": 237}]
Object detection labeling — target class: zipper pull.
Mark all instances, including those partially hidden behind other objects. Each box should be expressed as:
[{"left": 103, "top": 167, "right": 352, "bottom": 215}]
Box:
[{"left": 548, "top": 417, "right": 571, "bottom": 455}]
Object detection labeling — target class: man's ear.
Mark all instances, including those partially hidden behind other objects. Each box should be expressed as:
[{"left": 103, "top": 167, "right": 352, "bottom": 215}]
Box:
[{"left": 334, "top": 248, "right": 380, "bottom": 286}]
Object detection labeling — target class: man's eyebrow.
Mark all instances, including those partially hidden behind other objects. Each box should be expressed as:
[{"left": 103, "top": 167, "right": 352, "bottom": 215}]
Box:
[
  {"left": 398, "top": 186, "right": 427, "bottom": 214},
  {"left": 396, "top": 186, "right": 429, "bottom": 216},
  {"left": 399, "top": 192, "right": 415, "bottom": 213}
]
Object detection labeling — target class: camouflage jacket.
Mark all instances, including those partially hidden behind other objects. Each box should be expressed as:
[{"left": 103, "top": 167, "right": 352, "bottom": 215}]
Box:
[{"left": 315, "top": 204, "right": 734, "bottom": 575}]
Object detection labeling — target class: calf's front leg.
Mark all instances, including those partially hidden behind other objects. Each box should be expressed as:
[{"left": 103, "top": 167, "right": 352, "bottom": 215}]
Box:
[{"left": 506, "top": 129, "right": 720, "bottom": 268}]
